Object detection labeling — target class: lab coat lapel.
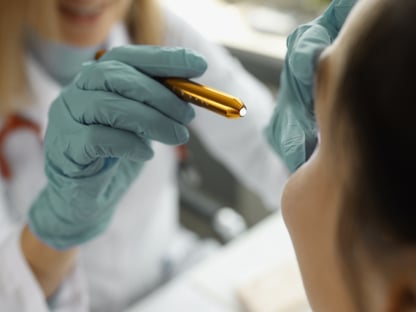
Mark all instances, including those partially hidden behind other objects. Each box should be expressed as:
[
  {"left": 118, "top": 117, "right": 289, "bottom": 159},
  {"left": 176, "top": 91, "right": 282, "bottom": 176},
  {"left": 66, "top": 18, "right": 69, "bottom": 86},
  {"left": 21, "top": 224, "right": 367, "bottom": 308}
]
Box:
[
  {"left": 23, "top": 22, "right": 131, "bottom": 137},
  {"left": 24, "top": 54, "right": 61, "bottom": 138}
]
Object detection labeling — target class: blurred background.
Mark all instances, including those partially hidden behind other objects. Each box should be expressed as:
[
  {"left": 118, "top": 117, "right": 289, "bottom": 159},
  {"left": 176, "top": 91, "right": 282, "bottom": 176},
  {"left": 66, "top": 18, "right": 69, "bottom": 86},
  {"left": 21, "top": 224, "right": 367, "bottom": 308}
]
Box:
[{"left": 159, "top": 0, "right": 329, "bottom": 244}]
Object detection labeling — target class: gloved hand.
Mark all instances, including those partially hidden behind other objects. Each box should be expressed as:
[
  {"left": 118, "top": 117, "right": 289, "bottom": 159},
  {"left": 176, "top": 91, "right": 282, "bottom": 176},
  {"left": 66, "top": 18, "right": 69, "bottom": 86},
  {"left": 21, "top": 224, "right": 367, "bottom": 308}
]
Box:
[
  {"left": 28, "top": 45, "right": 207, "bottom": 250},
  {"left": 265, "top": 0, "right": 356, "bottom": 172}
]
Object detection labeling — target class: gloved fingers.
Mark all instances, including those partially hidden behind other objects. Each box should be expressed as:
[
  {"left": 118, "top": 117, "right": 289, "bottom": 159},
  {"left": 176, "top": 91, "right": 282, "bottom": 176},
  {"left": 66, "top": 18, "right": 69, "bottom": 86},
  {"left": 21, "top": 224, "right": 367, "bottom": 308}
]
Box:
[
  {"left": 64, "top": 90, "right": 192, "bottom": 146},
  {"left": 331, "top": 0, "right": 356, "bottom": 30},
  {"left": 287, "top": 0, "right": 356, "bottom": 84},
  {"left": 98, "top": 45, "right": 208, "bottom": 78},
  {"left": 288, "top": 24, "right": 331, "bottom": 85},
  {"left": 70, "top": 124, "right": 154, "bottom": 162},
  {"left": 75, "top": 60, "right": 195, "bottom": 124},
  {"left": 265, "top": 106, "right": 315, "bottom": 173}
]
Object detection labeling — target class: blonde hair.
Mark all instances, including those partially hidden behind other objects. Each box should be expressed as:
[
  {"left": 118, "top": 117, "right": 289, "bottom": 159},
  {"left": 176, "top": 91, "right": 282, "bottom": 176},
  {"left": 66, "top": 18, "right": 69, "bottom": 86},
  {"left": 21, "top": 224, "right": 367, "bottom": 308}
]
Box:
[
  {"left": 0, "top": 0, "right": 164, "bottom": 117},
  {"left": 127, "top": 0, "right": 164, "bottom": 45},
  {"left": 0, "top": 1, "right": 27, "bottom": 116}
]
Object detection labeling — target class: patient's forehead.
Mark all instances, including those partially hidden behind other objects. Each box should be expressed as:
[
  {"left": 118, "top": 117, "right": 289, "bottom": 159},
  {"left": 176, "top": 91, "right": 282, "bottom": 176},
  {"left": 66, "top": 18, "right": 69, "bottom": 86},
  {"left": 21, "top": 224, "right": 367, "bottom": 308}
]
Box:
[
  {"left": 329, "top": 0, "right": 386, "bottom": 63},
  {"left": 316, "top": 0, "right": 387, "bottom": 114},
  {"left": 314, "top": 0, "right": 390, "bottom": 128},
  {"left": 313, "top": 0, "right": 388, "bottom": 171}
]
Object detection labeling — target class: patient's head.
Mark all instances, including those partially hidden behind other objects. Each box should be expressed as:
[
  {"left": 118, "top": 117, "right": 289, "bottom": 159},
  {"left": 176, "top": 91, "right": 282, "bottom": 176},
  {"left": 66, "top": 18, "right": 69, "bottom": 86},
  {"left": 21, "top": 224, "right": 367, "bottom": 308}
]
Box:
[{"left": 282, "top": 0, "right": 416, "bottom": 311}]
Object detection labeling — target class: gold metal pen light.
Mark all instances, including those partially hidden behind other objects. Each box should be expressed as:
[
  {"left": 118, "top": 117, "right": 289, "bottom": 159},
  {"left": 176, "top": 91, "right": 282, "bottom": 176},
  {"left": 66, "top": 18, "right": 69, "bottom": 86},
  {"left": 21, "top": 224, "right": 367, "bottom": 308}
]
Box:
[
  {"left": 94, "top": 50, "right": 247, "bottom": 119},
  {"left": 162, "top": 78, "right": 247, "bottom": 119}
]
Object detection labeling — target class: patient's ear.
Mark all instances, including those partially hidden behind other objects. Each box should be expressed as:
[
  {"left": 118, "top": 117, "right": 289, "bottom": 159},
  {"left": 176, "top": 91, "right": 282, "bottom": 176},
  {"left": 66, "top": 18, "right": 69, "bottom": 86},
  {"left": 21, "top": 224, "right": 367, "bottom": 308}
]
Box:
[
  {"left": 387, "top": 283, "right": 416, "bottom": 312},
  {"left": 363, "top": 249, "right": 416, "bottom": 312},
  {"left": 384, "top": 253, "right": 416, "bottom": 312}
]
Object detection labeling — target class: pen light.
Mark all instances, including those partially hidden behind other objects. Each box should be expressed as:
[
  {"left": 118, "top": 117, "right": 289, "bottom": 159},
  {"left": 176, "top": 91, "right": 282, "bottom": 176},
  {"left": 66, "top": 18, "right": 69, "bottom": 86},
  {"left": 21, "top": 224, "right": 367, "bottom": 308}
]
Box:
[{"left": 95, "top": 50, "right": 247, "bottom": 119}]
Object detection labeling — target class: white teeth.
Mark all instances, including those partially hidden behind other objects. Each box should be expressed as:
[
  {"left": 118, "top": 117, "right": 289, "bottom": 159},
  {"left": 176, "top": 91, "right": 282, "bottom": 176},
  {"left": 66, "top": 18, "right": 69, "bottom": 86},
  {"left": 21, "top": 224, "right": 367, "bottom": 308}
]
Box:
[{"left": 62, "top": 4, "right": 102, "bottom": 16}]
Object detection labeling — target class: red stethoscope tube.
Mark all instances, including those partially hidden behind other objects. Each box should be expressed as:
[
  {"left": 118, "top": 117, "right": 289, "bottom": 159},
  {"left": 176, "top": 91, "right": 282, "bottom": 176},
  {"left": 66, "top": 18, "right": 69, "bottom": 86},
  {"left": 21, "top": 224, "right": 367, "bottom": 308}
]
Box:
[
  {"left": 0, "top": 115, "right": 41, "bottom": 180},
  {"left": 0, "top": 115, "right": 189, "bottom": 180}
]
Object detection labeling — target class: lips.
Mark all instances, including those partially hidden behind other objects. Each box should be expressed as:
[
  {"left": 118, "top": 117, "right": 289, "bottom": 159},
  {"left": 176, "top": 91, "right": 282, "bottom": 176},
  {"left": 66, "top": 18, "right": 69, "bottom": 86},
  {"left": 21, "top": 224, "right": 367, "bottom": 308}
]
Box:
[
  {"left": 58, "top": 2, "right": 111, "bottom": 26},
  {"left": 59, "top": 2, "right": 104, "bottom": 17}
]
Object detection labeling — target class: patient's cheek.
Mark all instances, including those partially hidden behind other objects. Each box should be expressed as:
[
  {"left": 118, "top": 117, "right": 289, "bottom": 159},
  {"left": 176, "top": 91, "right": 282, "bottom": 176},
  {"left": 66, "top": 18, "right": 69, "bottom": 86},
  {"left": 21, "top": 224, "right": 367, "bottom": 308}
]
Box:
[
  {"left": 281, "top": 178, "right": 296, "bottom": 226},
  {"left": 281, "top": 168, "right": 308, "bottom": 232},
  {"left": 281, "top": 150, "right": 322, "bottom": 231},
  {"left": 281, "top": 159, "right": 331, "bottom": 245}
]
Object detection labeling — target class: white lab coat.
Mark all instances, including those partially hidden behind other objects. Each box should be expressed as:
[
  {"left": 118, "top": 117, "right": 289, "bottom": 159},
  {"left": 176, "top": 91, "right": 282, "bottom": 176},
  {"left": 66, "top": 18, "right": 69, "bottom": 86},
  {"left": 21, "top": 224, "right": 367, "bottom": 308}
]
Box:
[{"left": 0, "top": 9, "right": 288, "bottom": 312}]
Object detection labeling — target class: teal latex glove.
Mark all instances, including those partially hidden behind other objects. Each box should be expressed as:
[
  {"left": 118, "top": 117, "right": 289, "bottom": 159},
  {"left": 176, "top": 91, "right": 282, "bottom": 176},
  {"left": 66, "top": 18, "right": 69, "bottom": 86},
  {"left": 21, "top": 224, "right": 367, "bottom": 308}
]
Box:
[
  {"left": 28, "top": 45, "right": 207, "bottom": 250},
  {"left": 265, "top": 0, "right": 356, "bottom": 172}
]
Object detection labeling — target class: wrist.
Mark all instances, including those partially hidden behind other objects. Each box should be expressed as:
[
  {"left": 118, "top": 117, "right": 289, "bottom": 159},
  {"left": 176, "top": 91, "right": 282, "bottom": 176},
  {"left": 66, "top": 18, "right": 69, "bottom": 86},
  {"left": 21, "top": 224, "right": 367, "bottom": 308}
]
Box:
[{"left": 20, "top": 225, "right": 78, "bottom": 298}]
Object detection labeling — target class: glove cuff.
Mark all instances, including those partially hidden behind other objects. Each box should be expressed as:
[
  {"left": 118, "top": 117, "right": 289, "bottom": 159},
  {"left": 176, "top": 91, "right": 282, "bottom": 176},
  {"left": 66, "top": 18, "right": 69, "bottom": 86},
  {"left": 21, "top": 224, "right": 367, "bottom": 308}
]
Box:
[{"left": 28, "top": 185, "right": 115, "bottom": 251}]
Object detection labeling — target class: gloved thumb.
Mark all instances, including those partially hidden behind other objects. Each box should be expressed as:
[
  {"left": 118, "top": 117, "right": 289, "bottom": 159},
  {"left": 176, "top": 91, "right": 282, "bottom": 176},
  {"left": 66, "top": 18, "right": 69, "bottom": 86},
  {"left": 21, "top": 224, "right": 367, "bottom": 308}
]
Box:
[
  {"left": 288, "top": 0, "right": 356, "bottom": 85},
  {"left": 99, "top": 45, "right": 208, "bottom": 79},
  {"left": 288, "top": 25, "right": 331, "bottom": 85}
]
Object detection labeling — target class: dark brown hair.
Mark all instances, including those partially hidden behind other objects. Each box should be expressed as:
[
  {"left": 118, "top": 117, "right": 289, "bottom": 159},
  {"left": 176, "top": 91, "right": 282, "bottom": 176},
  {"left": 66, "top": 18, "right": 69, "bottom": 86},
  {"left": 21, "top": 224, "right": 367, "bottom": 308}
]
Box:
[{"left": 331, "top": 0, "right": 416, "bottom": 309}]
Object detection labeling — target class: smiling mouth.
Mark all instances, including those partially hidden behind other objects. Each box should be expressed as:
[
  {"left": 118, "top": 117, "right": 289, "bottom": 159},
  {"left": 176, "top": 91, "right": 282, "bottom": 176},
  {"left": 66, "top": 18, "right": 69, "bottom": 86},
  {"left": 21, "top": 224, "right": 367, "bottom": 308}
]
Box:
[{"left": 58, "top": 1, "right": 113, "bottom": 21}]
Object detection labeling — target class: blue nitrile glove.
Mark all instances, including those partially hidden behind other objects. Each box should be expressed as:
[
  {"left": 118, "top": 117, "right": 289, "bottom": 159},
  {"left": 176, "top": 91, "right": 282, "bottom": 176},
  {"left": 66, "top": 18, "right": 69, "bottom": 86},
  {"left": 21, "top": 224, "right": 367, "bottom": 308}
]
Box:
[
  {"left": 265, "top": 0, "right": 356, "bottom": 172},
  {"left": 28, "top": 45, "right": 207, "bottom": 250}
]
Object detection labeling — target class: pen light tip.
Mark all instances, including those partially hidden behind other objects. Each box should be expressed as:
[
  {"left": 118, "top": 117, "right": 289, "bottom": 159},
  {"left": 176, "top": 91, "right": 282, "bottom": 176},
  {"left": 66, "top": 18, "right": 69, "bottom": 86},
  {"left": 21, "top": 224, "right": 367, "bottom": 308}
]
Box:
[{"left": 239, "top": 107, "right": 247, "bottom": 117}]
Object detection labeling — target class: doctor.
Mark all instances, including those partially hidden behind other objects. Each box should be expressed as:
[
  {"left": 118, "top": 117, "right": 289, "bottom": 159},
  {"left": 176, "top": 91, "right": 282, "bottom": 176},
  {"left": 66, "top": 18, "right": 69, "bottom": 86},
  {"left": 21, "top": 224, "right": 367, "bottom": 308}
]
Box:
[{"left": 0, "top": 0, "right": 288, "bottom": 311}]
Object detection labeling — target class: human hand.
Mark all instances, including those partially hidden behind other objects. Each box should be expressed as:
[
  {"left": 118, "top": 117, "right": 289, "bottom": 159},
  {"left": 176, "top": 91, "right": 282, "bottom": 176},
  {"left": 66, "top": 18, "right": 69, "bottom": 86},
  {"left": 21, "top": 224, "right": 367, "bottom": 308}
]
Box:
[
  {"left": 265, "top": 0, "right": 356, "bottom": 172},
  {"left": 28, "top": 45, "right": 207, "bottom": 250}
]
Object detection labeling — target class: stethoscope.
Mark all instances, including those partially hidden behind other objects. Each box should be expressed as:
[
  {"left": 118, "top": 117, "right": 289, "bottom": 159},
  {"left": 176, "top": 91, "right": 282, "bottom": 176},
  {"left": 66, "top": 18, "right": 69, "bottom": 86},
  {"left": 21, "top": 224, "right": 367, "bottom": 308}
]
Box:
[
  {"left": 0, "top": 114, "right": 194, "bottom": 182},
  {"left": 0, "top": 114, "right": 41, "bottom": 180}
]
